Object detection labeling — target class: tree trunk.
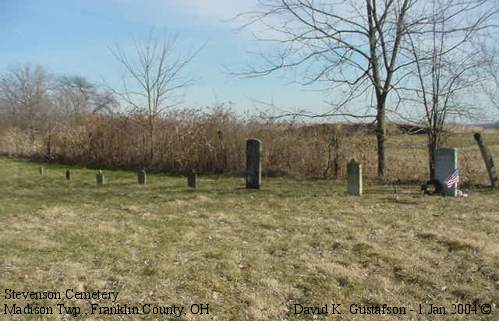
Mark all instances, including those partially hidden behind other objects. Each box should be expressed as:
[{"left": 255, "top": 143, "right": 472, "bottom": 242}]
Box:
[
  {"left": 376, "top": 100, "right": 386, "bottom": 177},
  {"left": 428, "top": 127, "right": 441, "bottom": 180},
  {"left": 45, "top": 133, "right": 52, "bottom": 161},
  {"left": 428, "top": 137, "right": 437, "bottom": 180},
  {"left": 148, "top": 116, "right": 154, "bottom": 166},
  {"left": 217, "top": 130, "right": 227, "bottom": 173}
]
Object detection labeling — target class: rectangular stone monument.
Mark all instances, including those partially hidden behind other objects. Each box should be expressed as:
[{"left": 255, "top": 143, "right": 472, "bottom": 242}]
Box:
[
  {"left": 65, "top": 169, "right": 71, "bottom": 180},
  {"left": 187, "top": 170, "right": 197, "bottom": 188},
  {"left": 246, "top": 138, "right": 262, "bottom": 189},
  {"left": 96, "top": 170, "right": 105, "bottom": 186},
  {"left": 347, "top": 159, "right": 362, "bottom": 196},
  {"left": 137, "top": 169, "right": 147, "bottom": 185},
  {"left": 474, "top": 133, "right": 497, "bottom": 187},
  {"left": 435, "top": 148, "right": 458, "bottom": 197},
  {"left": 39, "top": 166, "right": 44, "bottom": 176}
]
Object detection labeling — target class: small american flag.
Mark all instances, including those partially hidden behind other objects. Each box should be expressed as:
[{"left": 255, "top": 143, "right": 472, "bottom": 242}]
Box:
[{"left": 444, "top": 169, "right": 460, "bottom": 188}]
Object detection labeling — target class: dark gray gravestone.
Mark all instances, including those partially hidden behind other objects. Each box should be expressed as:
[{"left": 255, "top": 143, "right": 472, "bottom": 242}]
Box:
[
  {"left": 246, "top": 139, "right": 262, "bottom": 189},
  {"left": 435, "top": 148, "right": 458, "bottom": 197},
  {"left": 96, "top": 170, "right": 105, "bottom": 186},
  {"left": 187, "top": 170, "right": 197, "bottom": 188},
  {"left": 65, "top": 169, "right": 71, "bottom": 180},
  {"left": 347, "top": 159, "right": 363, "bottom": 196},
  {"left": 137, "top": 169, "right": 147, "bottom": 185},
  {"left": 474, "top": 133, "right": 497, "bottom": 187}
]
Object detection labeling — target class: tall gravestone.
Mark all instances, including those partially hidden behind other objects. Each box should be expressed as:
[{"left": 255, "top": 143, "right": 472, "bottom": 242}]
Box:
[
  {"left": 96, "top": 170, "right": 105, "bottom": 186},
  {"left": 347, "top": 159, "right": 362, "bottom": 196},
  {"left": 65, "top": 169, "right": 71, "bottom": 180},
  {"left": 137, "top": 169, "right": 147, "bottom": 185},
  {"left": 474, "top": 133, "right": 497, "bottom": 187},
  {"left": 246, "top": 139, "right": 262, "bottom": 189},
  {"left": 39, "top": 166, "right": 45, "bottom": 176},
  {"left": 187, "top": 169, "right": 197, "bottom": 188},
  {"left": 435, "top": 148, "right": 458, "bottom": 197}
]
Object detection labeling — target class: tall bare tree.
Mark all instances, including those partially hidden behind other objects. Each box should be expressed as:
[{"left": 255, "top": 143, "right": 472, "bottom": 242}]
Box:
[
  {"left": 0, "top": 64, "right": 53, "bottom": 143},
  {"left": 238, "top": 0, "right": 420, "bottom": 176},
  {"left": 110, "top": 32, "right": 201, "bottom": 165},
  {"left": 0, "top": 65, "right": 117, "bottom": 158},
  {"left": 401, "top": 0, "right": 498, "bottom": 179}
]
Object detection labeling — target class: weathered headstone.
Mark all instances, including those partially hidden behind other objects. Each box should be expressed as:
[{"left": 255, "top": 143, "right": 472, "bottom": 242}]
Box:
[
  {"left": 474, "top": 133, "right": 497, "bottom": 187},
  {"left": 39, "top": 166, "right": 44, "bottom": 176},
  {"left": 347, "top": 159, "right": 362, "bottom": 196},
  {"left": 435, "top": 148, "right": 458, "bottom": 197},
  {"left": 96, "top": 170, "right": 105, "bottom": 186},
  {"left": 246, "top": 138, "right": 262, "bottom": 189},
  {"left": 137, "top": 169, "right": 147, "bottom": 185},
  {"left": 187, "top": 169, "right": 197, "bottom": 188},
  {"left": 65, "top": 169, "right": 71, "bottom": 180}
]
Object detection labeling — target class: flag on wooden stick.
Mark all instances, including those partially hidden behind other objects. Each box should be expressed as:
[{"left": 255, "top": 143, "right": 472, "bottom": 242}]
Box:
[{"left": 444, "top": 169, "right": 460, "bottom": 188}]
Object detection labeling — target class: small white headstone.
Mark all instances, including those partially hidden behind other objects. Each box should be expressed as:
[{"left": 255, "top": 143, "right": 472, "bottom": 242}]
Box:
[
  {"left": 96, "top": 170, "right": 105, "bottom": 186},
  {"left": 137, "top": 169, "right": 147, "bottom": 185}
]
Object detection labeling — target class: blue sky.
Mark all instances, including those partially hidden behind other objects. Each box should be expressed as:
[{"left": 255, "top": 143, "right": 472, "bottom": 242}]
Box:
[{"left": 0, "top": 0, "right": 327, "bottom": 114}]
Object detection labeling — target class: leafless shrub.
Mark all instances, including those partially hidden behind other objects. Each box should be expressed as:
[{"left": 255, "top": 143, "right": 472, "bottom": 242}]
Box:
[{"left": 0, "top": 99, "right": 496, "bottom": 184}]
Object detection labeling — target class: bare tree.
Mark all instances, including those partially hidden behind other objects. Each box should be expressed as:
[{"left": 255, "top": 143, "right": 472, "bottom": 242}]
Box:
[
  {"left": 401, "top": 0, "right": 498, "bottom": 179},
  {"left": 55, "top": 76, "right": 117, "bottom": 119},
  {"left": 237, "top": 0, "right": 422, "bottom": 177},
  {"left": 0, "top": 64, "right": 53, "bottom": 143},
  {"left": 110, "top": 32, "right": 201, "bottom": 165},
  {"left": 480, "top": 44, "right": 499, "bottom": 112}
]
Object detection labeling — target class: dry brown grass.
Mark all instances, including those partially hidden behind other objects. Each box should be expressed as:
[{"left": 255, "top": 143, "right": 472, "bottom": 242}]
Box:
[
  {"left": 0, "top": 158, "right": 497, "bottom": 320},
  {"left": 0, "top": 109, "right": 498, "bottom": 185}
]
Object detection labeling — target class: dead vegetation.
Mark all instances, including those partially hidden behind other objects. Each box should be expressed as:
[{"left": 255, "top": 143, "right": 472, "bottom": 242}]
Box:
[
  {"left": 0, "top": 108, "right": 497, "bottom": 185},
  {"left": 0, "top": 158, "right": 497, "bottom": 321}
]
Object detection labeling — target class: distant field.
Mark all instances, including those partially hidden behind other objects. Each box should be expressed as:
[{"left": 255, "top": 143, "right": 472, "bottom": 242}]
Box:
[
  {"left": 0, "top": 158, "right": 497, "bottom": 320},
  {"left": 374, "top": 130, "right": 499, "bottom": 185},
  {"left": 1, "top": 123, "right": 498, "bottom": 184}
]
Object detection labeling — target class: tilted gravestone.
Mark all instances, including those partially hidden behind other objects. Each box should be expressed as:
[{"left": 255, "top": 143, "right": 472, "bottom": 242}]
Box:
[
  {"left": 187, "top": 169, "right": 197, "bottom": 188},
  {"left": 96, "top": 170, "right": 105, "bottom": 186},
  {"left": 246, "top": 138, "right": 262, "bottom": 189},
  {"left": 137, "top": 169, "right": 147, "bottom": 185},
  {"left": 65, "top": 169, "right": 71, "bottom": 180},
  {"left": 435, "top": 148, "right": 458, "bottom": 197},
  {"left": 474, "top": 133, "right": 497, "bottom": 187},
  {"left": 347, "top": 159, "right": 362, "bottom": 196}
]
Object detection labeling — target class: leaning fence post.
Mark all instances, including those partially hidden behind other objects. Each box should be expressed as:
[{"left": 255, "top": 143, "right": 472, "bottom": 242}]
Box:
[{"left": 474, "top": 133, "right": 497, "bottom": 187}]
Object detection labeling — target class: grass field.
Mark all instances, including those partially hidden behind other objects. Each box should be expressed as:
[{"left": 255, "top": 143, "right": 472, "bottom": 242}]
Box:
[{"left": 0, "top": 158, "right": 497, "bottom": 320}]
